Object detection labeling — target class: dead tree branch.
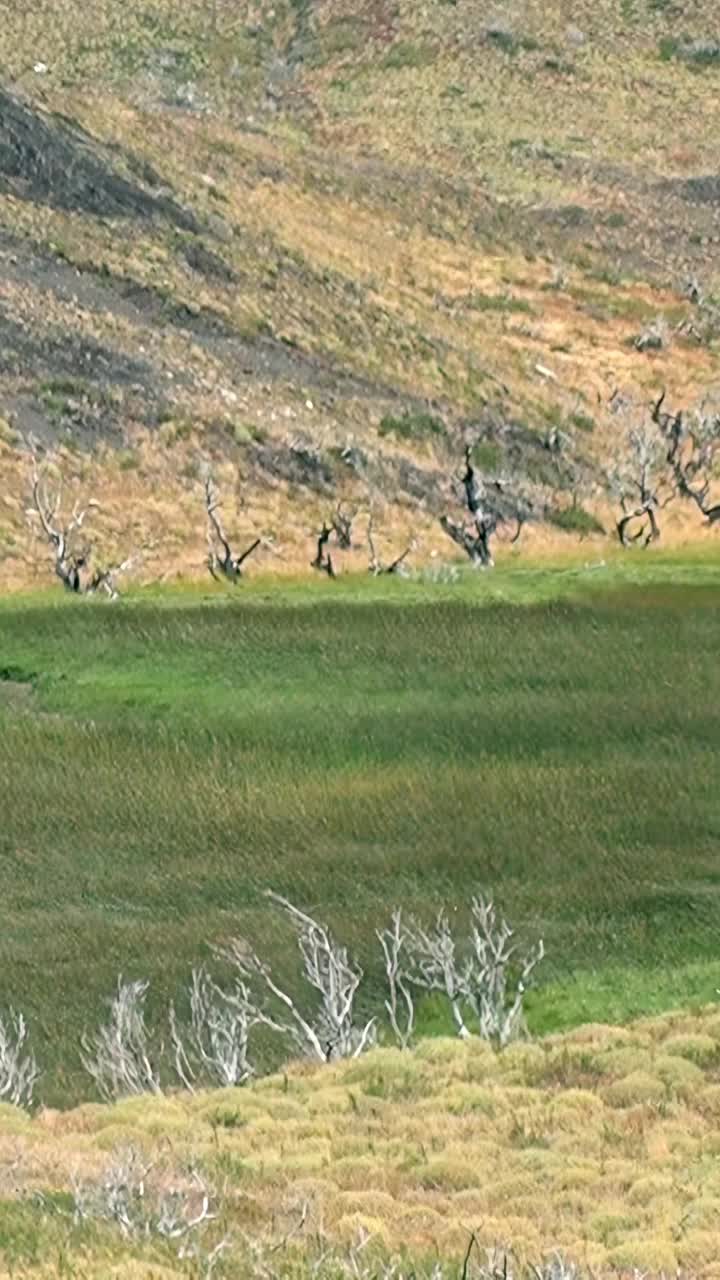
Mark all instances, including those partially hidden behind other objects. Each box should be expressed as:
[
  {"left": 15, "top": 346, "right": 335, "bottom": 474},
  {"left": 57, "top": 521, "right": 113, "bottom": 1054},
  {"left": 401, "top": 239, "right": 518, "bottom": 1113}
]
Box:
[
  {"left": 71, "top": 1147, "right": 220, "bottom": 1251},
  {"left": 402, "top": 896, "right": 544, "bottom": 1046},
  {"left": 331, "top": 502, "right": 355, "bottom": 550},
  {"left": 440, "top": 444, "right": 532, "bottom": 569},
  {"left": 204, "top": 473, "right": 261, "bottom": 583},
  {"left": 220, "top": 894, "right": 375, "bottom": 1063},
  {"left": 667, "top": 404, "right": 720, "bottom": 525},
  {"left": 311, "top": 522, "right": 336, "bottom": 577},
  {"left": 170, "top": 966, "right": 257, "bottom": 1091},
  {"left": 367, "top": 511, "right": 413, "bottom": 577},
  {"left": 0, "top": 1011, "right": 39, "bottom": 1108},
  {"left": 26, "top": 452, "right": 138, "bottom": 596},
  {"left": 80, "top": 978, "right": 162, "bottom": 1101},
  {"left": 376, "top": 911, "right": 415, "bottom": 1049},
  {"left": 608, "top": 414, "right": 674, "bottom": 547}
]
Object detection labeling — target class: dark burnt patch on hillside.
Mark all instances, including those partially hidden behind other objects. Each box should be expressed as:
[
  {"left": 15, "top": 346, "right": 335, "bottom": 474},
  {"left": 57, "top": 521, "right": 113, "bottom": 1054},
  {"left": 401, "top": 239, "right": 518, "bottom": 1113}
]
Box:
[{"left": 0, "top": 89, "right": 199, "bottom": 228}]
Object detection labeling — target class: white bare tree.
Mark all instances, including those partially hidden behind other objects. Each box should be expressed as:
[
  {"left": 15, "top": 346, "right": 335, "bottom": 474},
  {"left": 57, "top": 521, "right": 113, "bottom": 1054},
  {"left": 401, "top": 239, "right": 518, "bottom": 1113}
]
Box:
[
  {"left": 219, "top": 893, "right": 376, "bottom": 1063},
  {"left": 367, "top": 510, "right": 413, "bottom": 577},
  {"left": 607, "top": 412, "right": 674, "bottom": 547},
  {"left": 0, "top": 1010, "right": 39, "bottom": 1108},
  {"left": 402, "top": 896, "right": 544, "bottom": 1046},
  {"left": 203, "top": 472, "right": 262, "bottom": 583},
  {"left": 26, "top": 452, "right": 139, "bottom": 597},
  {"left": 376, "top": 911, "right": 415, "bottom": 1049},
  {"left": 80, "top": 978, "right": 162, "bottom": 1101},
  {"left": 169, "top": 965, "right": 257, "bottom": 1090}
]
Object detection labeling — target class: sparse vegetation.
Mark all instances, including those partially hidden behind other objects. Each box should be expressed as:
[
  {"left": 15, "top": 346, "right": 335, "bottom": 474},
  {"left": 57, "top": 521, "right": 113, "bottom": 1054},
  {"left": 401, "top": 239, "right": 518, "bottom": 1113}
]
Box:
[
  {"left": 378, "top": 411, "right": 446, "bottom": 442},
  {"left": 548, "top": 505, "right": 605, "bottom": 536}
]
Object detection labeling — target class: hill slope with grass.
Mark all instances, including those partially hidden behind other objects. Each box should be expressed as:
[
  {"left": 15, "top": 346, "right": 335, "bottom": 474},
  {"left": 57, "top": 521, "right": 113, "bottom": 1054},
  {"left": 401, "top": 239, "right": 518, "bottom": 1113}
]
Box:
[
  {"left": 8, "top": 1010, "right": 720, "bottom": 1276},
  {"left": 1, "top": 0, "right": 719, "bottom": 586}
]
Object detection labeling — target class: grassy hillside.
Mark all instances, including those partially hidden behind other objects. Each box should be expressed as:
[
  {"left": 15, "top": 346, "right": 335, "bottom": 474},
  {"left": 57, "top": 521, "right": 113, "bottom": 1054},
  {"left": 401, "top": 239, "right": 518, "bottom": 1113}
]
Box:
[
  {"left": 7, "top": 1010, "right": 720, "bottom": 1275},
  {"left": 1, "top": 0, "right": 720, "bottom": 586},
  {"left": 0, "top": 564, "right": 719, "bottom": 1106}
]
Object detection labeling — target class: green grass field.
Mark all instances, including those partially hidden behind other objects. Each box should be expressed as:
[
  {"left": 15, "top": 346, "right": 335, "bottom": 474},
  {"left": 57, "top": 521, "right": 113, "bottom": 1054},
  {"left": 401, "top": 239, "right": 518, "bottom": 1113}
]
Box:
[{"left": 1, "top": 557, "right": 719, "bottom": 1107}]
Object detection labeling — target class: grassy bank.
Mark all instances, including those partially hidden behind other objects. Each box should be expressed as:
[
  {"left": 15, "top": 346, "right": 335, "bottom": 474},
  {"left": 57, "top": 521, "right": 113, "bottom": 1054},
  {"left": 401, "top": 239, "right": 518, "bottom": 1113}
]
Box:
[{"left": 0, "top": 561, "right": 719, "bottom": 1106}]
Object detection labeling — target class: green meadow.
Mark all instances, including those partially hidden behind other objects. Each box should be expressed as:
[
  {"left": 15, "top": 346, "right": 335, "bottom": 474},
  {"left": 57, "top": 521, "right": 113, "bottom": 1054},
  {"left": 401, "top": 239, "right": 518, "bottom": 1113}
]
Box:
[{"left": 1, "top": 556, "right": 719, "bottom": 1107}]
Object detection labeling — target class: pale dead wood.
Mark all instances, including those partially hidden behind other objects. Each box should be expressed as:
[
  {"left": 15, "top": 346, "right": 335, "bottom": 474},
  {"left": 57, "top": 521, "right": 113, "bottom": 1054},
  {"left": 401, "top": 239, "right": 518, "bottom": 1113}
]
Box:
[{"left": 204, "top": 472, "right": 262, "bottom": 583}]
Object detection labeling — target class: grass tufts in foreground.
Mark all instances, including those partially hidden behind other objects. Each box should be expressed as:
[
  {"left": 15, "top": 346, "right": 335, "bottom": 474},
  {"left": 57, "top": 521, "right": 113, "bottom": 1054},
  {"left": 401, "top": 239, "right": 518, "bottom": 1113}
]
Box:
[{"left": 7, "top": 1008, "right": 720, "bottom": 1275}]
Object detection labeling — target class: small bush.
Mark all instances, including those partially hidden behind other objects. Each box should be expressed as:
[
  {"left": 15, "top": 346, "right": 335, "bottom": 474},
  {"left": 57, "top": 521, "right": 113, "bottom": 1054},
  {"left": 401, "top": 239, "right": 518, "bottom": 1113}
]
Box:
[
  {"left": 602, "top": 1070, "right": 665, "bottom": 1107},
  {"left": 659, "top": 36, "right": 720, "bottom": 68},
  {"left": 548, "top": 506, "right": 605, "bottom": 536},
  {"left": 471, "top": 441, "right": 503, "bottom": 470},
  {"left": 378, "top": 411, "right": 445, "bottom": 441},
  {"left": 382, "top": 42, "right": 435, "bottom": 71},
  {"left": 662, "top": 1032, "right": 718, "bottom": 1066},
  {"left": 569, "top": 411, "right": 596, "bottom": 433},
  {"left": 467, "top": 292, "right": 534, "bottom": 315},
  {"left": 654, "top": 1053, "right": 704, "bottom": 1097},
  {"left": 486, "top": 29, "right": 539, "bottom": 56},
  {"left": 0, "top": 416, "right": 18, "bottom": 445}
]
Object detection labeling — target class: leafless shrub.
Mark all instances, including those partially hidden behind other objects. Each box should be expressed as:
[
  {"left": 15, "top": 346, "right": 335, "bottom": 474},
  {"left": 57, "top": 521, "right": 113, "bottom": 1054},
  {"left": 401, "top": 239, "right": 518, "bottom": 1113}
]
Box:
[
  {"left": 220, "top": 893, "right": 376, "bottom": 1063},
  {"left": 634, "top": 316, "right": 669, "bottom": 353},
  {"left": 232, "top": 1232, "right": 583, "bottom": 1280},
  {"left": 170, "top": 965, "right": 256, "bottom": 1090},
  {"left": 402, "top": 895, "right": 544, "bottom": 1046},
  {"left": 0, "top": 1010, "right": 39, "bottom": 1108},
  {"left": 70, "top": 1145, "right": 225, "bottom": 1266},
  {"left": 80, "top": 978, "right": 162, "bottom": 1101},
  {"left": 377, "top": 911, "right": 415, "bottom": 1049}
]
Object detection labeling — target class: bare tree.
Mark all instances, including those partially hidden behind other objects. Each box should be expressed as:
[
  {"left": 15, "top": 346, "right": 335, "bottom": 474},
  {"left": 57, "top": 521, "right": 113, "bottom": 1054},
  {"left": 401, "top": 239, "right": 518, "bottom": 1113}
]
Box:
[
  {"left": 662, "top": 395, "right": 720, "bottom": 525},
  {"left": 170, "top": 966, "right": 256, "bottom": 1091},
  {"left": 80, "top": 978, "right": 162, "bottom": 1101},
  {"left": 377, "top": 911, "right": 415, "bottom": 1049},
  {"left": 26, "top": 453, "right": 136, "bottom": 597},
  {"left": 311, "top": 522, "right": 336, "bottom": 578},
  {"left": 607, "top": 414, "right": 674, "bottom": 547},
  {"left": 367, "top": 511, "right": 413, "bottom": 577},
  {"left": 440, "top": 444, "right": 531, "bottom": 569},
  {"left": 204, "top": 473, "right": 261, "bottom": 583},
  {"left": 219, "top": 893, "right": 375, "bottom": 1062},
  {"left": 402, "top": 896, "right": 544, "bottom": 1046},
  {"left": 0, "top": 1010, "right": 39, "bottom": 1108},
  {"left": 331, "top": 502, "right": 355, "bottom": 550}
]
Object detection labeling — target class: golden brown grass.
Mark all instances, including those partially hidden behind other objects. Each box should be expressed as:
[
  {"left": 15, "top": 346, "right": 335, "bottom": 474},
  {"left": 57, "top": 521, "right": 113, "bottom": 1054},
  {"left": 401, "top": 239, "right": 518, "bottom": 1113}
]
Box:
[{"left": 5, "top": 1008, "right": 720, "bottom": 1274}]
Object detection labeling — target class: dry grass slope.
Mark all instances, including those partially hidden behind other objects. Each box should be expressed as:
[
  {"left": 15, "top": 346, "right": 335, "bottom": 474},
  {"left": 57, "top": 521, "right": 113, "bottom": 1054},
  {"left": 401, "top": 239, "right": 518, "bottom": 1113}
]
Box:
[{"left": 1, "top": 0, "right": 719, "bottom": 586}]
